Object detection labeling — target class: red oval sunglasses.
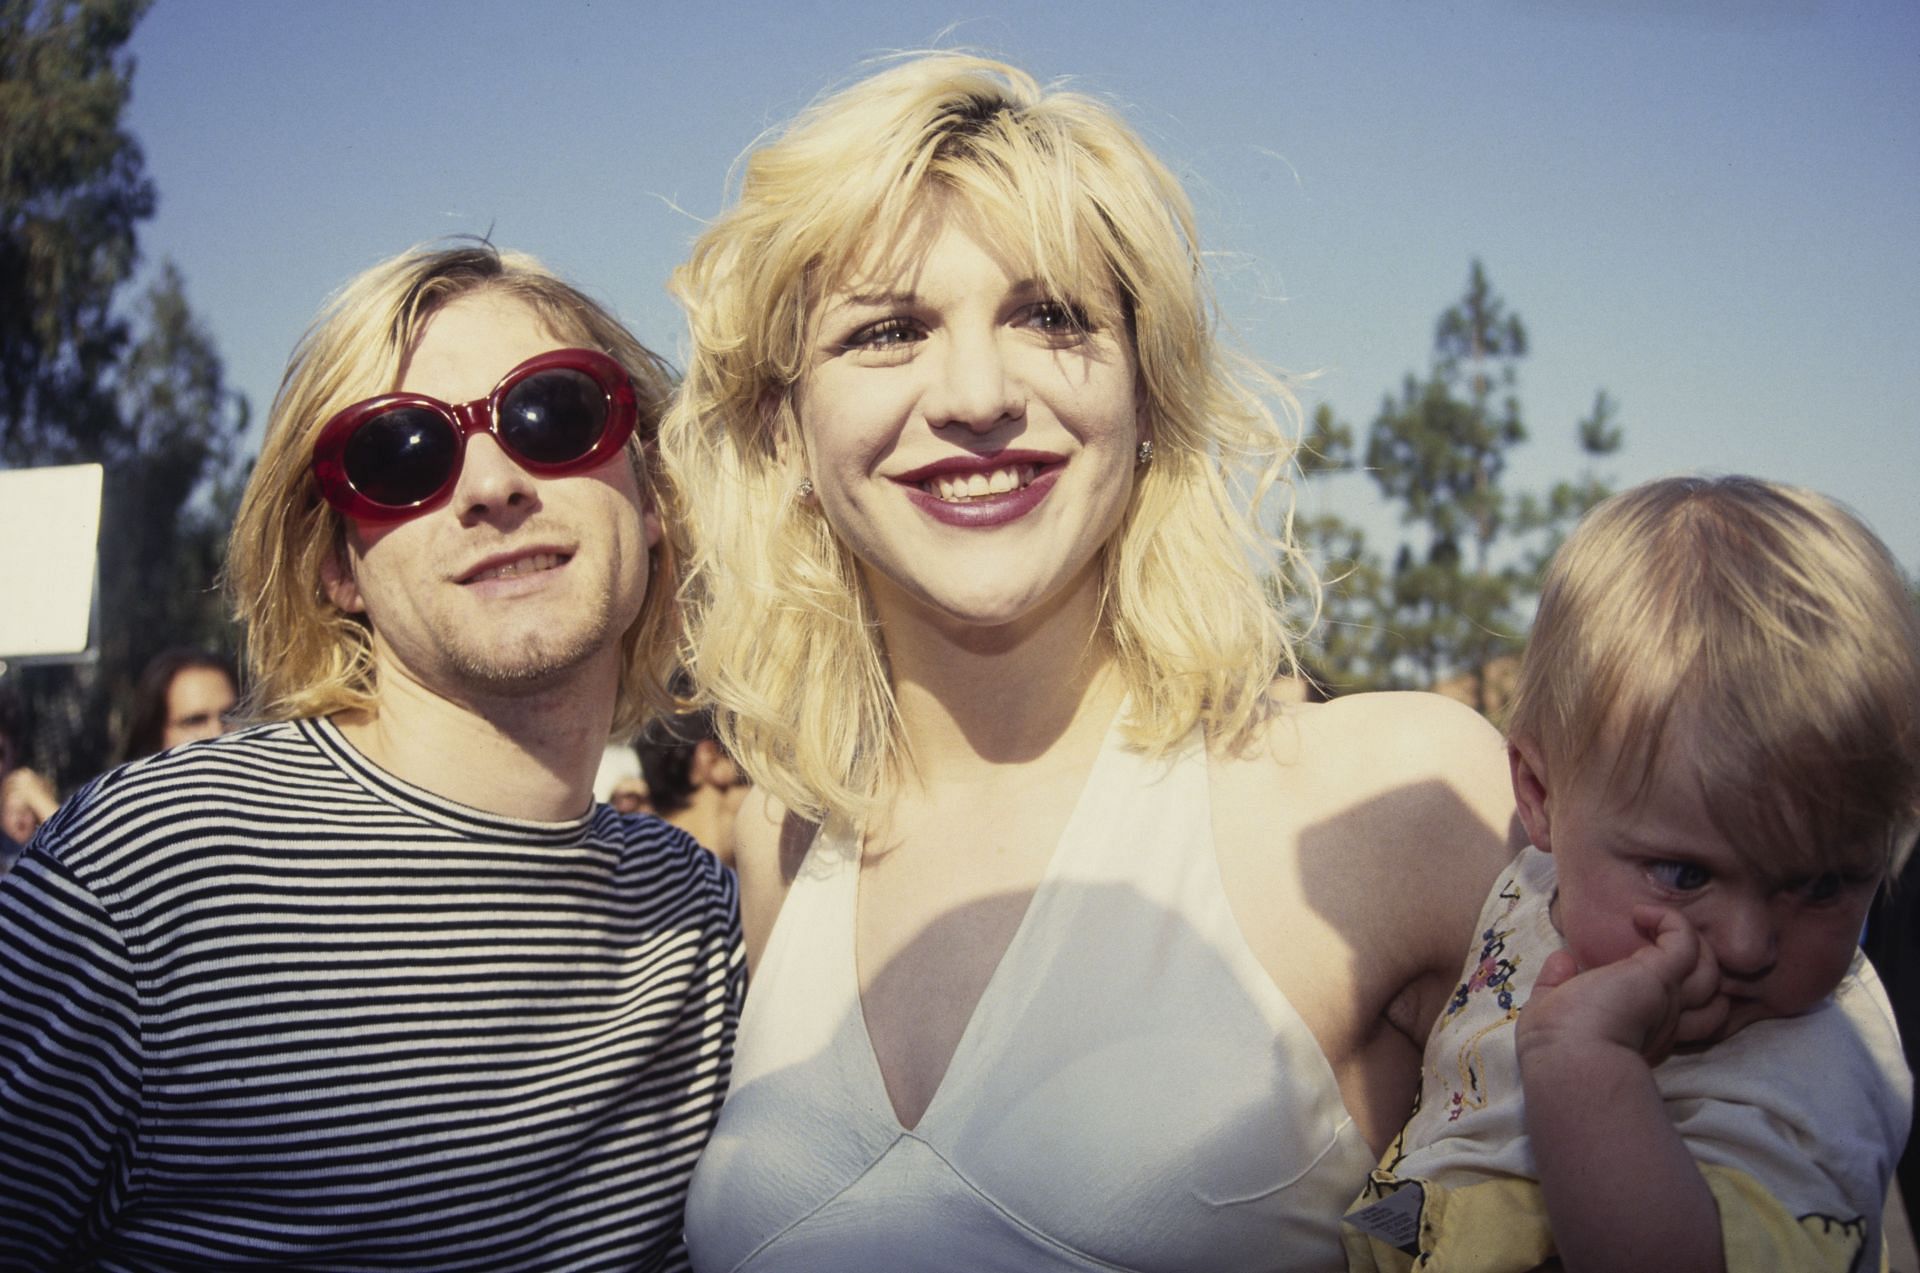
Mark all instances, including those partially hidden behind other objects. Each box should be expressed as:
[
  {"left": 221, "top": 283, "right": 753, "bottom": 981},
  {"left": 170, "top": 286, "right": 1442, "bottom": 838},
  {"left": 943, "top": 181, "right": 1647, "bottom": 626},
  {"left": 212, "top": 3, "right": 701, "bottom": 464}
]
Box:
[{"left": 310, "top": 347, "right": 638, "bottom": 524}]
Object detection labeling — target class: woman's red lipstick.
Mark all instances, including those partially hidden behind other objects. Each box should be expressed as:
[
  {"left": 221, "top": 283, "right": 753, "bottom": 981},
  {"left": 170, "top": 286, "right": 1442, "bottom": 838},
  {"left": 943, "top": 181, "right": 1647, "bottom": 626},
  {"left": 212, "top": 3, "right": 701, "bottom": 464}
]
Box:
[{"left": 894, "top": 451, "right": 1062, "bottom": 529}]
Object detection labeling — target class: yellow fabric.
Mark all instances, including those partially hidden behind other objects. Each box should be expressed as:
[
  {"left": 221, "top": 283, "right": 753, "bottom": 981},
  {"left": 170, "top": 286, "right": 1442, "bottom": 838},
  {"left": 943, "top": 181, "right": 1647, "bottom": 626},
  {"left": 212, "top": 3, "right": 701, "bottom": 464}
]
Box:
[
  {"left": 1342, "top": 1169, "right": 1555, "bottom": 1272},
  {"left": 1342, "top": 1164, "right": 1866, "bottom": 1272},
  {"left": 1702, "top": 1164, "right": 1867, "bottom": 1273}
]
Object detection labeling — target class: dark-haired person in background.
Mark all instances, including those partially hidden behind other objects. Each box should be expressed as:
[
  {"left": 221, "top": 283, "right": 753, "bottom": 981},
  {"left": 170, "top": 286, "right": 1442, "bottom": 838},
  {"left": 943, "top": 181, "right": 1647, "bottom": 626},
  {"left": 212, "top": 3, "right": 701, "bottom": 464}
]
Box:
[
  {"left": 637, "top": 710, "right": 750, "bottom": 868},
  {"left": 120, "top": 647, "right": 239, "bottom": 760}
]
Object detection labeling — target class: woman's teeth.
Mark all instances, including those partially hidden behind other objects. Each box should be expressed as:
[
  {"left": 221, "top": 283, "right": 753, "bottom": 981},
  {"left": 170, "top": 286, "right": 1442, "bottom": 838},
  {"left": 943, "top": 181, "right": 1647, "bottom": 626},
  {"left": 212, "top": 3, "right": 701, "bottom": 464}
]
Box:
[{"left": 925, "top": 465, "right": 1037, "bottom": 503}]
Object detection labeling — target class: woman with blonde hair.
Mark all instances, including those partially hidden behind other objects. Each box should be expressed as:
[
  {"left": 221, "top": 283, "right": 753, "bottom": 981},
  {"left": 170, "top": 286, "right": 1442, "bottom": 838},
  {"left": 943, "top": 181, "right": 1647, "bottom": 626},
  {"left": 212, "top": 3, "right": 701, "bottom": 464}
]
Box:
[{"left": 664, "top": 54, "right": 1517, "bottom": 1269}]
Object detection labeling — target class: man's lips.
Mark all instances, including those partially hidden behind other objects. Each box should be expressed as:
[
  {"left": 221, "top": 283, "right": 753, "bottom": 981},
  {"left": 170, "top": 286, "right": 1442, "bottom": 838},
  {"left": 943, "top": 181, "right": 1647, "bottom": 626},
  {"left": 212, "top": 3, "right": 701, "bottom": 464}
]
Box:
[{"left": 456, "top": 548, "right": 572, "bottom": 584}]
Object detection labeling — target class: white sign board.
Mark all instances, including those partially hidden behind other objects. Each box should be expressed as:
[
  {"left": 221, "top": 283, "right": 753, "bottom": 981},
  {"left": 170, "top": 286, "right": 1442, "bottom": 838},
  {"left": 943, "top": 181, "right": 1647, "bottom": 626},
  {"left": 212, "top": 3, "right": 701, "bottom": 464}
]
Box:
[{"left": 0, "top": 463, "right": 104, "bottom": 660}]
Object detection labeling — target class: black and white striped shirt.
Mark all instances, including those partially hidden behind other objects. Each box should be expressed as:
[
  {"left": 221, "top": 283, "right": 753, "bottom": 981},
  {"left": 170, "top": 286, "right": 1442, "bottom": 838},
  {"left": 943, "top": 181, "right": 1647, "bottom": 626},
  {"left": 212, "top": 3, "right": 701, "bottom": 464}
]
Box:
[{"left": 0, "top": 718, "right": 742, "bottom": 1271}]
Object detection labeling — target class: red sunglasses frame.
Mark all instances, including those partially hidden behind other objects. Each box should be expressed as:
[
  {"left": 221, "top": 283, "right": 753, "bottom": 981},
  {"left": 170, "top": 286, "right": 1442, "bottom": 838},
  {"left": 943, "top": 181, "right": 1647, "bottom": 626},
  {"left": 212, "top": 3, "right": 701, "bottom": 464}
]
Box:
[{"left": 310, "top": 347, "right": 639, "bottom": 524}]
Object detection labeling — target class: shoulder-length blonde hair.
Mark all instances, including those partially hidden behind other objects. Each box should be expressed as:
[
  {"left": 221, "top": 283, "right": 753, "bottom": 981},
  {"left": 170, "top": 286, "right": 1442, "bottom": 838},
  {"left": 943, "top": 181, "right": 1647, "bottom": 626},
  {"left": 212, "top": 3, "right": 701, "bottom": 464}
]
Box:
[
  {"left": 660, "top": 53, "right": 1312, "bottom": 825},
  {"left": 225, "top": 241, "right": 680, "bottom": 738}
]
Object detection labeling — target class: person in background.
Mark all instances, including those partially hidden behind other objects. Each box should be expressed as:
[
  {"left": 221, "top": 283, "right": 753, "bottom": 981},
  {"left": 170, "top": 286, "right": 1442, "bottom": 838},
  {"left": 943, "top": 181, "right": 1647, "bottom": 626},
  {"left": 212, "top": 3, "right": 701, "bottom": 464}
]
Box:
[
  {"left": 1865, "top": 841, "right": 1920, "bottom": 1234},
  {"left": 0, "top": 242, "right": 741, "bottom": 1269},
  {"left": 610, "top": 771, "right": 656, "bottom": 816},
  {"left": 636, "top": 710, "right": 749, "bottom": 868},
  {"left": 663, "top": 54, "right": 1516, "bottom": 1270},
  {"left": 594, "top": 735, "right": 650, "bottom": 811},
  {"left": 0, "top": 649, "right": 238, "bottom": 866},
  {"left": 121, "top": 647, "right": 239, "bottom": 759},
  {"left": 0, "top": 684, "right": 52, "bottom": 867},
  {"left": 0, "top": 649, "right": 240, "bottom": 860},
  {"left": 1344, "top": 476, "right": 1919, "bottom": 1272},
  {"left": 0, "top": 767, "right": 56, "bottom": 859}
]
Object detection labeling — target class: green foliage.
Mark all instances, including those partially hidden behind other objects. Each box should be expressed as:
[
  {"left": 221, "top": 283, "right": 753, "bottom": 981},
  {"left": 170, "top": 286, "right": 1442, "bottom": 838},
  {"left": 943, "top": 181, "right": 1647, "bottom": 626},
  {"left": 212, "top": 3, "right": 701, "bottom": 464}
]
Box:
[
  {"left": 0, "top": 0, "right": 154, "bottom": 464},
  {"left": 1368, "top": 260, "right": 1528, "bottom": 567},
  {"left": 1, "top": 0, "right": 247, "bottom": 786},
  {"left": 1295, "top": 261, "right": 1623, "bottom": 710},
  {"left": 1514, "top": 389, "right": 1623, "bottom": 577}
]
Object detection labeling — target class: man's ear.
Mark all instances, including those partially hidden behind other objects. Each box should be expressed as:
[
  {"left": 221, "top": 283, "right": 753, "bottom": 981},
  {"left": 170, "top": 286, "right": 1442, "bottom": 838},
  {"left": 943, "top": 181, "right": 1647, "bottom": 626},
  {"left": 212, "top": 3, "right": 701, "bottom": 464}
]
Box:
[
  {"left": 635, "top": 460, "right": 662, "bottom": 552},
  {"left": 1508, "top": 738, "right": 1553, "bottom": 853},
  {"left": 321, "top": 543, "right": 366, "bottom": 615},
  {"left": 619, "top": 435, "right": 666, "bottom": 554}
]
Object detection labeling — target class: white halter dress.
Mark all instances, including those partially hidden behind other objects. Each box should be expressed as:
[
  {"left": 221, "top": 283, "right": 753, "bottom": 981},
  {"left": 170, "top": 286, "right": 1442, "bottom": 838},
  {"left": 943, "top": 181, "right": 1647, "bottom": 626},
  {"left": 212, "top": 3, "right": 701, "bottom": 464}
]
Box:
[{"left": 685, "top": 722, "right": 1375, "bottom": 1272}]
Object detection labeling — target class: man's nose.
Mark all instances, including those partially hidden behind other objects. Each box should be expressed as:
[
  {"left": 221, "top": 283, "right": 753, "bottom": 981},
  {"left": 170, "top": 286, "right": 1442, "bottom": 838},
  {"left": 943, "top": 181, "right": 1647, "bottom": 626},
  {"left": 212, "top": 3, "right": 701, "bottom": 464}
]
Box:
[{"left": 453, "top": 433, "right": 539, "bottom": 523}]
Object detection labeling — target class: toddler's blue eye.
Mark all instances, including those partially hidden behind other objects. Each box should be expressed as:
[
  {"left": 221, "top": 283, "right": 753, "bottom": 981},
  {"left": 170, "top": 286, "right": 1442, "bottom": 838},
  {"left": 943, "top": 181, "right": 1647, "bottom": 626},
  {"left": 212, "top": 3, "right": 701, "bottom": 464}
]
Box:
[
  {"left": 1802, "top": 872, "right": 1843, "bottom": 903},
  {"left": 1648, "top": 860, "right": 1711, "bottom": 891}
]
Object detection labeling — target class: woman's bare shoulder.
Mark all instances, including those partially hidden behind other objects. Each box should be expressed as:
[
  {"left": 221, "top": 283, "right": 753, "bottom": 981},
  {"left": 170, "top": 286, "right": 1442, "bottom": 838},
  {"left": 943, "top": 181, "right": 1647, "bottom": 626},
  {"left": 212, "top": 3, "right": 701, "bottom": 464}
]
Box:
[
  {"left": 1223, "top": 689, "right": 1520, "bottom": 963},
  {"left": 1209, "top": 690, "right": 1521, "bottom": 1123},
  {"left": 1280, "top": 690, "right": 1511, "bottom": 788}
]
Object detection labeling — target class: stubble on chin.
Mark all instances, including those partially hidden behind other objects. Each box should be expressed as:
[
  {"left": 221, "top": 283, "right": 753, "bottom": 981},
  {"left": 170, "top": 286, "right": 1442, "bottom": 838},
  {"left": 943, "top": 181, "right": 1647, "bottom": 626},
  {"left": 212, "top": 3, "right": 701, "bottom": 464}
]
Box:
[{"left": 447, "top": 581, "right": 625, "bottom": 691}]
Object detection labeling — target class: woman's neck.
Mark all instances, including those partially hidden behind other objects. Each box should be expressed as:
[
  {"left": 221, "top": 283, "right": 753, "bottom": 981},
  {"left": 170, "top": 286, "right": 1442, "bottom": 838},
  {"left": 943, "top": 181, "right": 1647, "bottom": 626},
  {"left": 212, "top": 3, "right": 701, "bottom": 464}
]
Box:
[{"left": 879, "top": 580, "right": 1124, "bottom": 791}]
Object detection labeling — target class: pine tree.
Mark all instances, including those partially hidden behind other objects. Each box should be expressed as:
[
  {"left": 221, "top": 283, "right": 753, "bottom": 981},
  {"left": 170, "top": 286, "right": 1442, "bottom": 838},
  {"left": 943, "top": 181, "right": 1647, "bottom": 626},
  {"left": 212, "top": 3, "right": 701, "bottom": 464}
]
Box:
[
  {"left": 1297, "top": 262, "right": 1623, "bottom": 713},
  {"left": 1288, "top": 404, "right": 1387, "bottom": 694},
  {"left": 0, "top": 0, "right": 154, "bottom": 464},
  {"left": 1, "top": 0, "right": 247, "bottom": 785}
]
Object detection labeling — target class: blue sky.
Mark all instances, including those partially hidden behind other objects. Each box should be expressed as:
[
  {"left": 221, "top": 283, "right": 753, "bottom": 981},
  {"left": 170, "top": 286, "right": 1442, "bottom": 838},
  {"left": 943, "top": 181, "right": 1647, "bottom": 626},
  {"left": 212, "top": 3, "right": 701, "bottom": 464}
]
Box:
[{"left": 122, "top": 0, "right": 1919, "bottom": 575}]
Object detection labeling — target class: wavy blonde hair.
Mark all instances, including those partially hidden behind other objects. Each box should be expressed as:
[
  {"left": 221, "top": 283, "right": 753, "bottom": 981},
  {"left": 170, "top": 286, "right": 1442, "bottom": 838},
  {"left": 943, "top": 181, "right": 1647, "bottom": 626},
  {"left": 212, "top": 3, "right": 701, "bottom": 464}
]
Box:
[
  {"left": 660, "top": 53, "right": 1312, "bottom": 825},
  {"left": 226, "top": 241, "right": 680, "bottom": 738},
  {"left": 1508, "top": 475, "right": 1920, "bottom": 875}
]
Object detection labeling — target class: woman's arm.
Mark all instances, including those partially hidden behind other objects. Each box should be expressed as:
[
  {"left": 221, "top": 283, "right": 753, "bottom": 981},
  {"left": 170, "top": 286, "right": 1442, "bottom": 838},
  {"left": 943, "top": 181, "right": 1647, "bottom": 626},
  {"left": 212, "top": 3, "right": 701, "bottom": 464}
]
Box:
[
  {"left": 1322, "top": 692, "right": 1524, "bottom": 1040},
  {"left": 1219, "top": 690, "right": 1520, "bottom": 1149},
  {"left": 730, "top": 784, "right": 815, "bottom": 972}
]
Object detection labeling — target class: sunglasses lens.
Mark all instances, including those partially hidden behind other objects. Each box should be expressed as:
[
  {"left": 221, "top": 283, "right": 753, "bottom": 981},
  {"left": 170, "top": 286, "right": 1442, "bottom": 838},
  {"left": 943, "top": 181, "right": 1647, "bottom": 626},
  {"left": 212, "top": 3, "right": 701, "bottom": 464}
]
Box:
[
  {"left": 342, "top": 407, "right": 458, "bottom": 508},
  {"left": 499, "top": 369, "right": 608, "bottom": 465}
]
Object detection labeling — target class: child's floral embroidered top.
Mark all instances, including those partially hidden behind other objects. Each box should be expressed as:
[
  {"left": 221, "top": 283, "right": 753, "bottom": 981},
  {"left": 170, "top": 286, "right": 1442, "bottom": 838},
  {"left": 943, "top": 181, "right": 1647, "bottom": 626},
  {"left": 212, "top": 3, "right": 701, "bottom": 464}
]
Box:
[{"left": 1342, "top": 847, "right": 1909, "bottom": 1273}]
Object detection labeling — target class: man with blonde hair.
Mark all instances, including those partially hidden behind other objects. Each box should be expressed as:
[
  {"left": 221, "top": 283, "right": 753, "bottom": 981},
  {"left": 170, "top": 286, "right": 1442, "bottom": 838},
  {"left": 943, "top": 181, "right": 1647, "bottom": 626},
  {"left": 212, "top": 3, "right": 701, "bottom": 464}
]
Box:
[{"left": 0, "top": 243, "right": 741, "bottom": 1269}]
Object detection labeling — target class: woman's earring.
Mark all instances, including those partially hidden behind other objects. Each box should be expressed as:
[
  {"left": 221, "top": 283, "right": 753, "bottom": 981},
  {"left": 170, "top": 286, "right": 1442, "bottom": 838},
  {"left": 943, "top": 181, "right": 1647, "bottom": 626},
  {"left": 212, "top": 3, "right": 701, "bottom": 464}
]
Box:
[
  {"left": 796, "top": 477, "right": 814, "bottom": 500},
  {"left": 1135, "top": 439, "right": 1154, "bottom": 467}
]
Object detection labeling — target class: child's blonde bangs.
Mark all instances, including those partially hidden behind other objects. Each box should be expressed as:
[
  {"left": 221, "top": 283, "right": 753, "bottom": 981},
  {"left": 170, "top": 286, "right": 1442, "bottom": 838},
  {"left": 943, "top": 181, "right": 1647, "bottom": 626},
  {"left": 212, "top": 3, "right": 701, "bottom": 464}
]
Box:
[{"left": 1512, "top": 475, "right": 1920, "bottom": 881}]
